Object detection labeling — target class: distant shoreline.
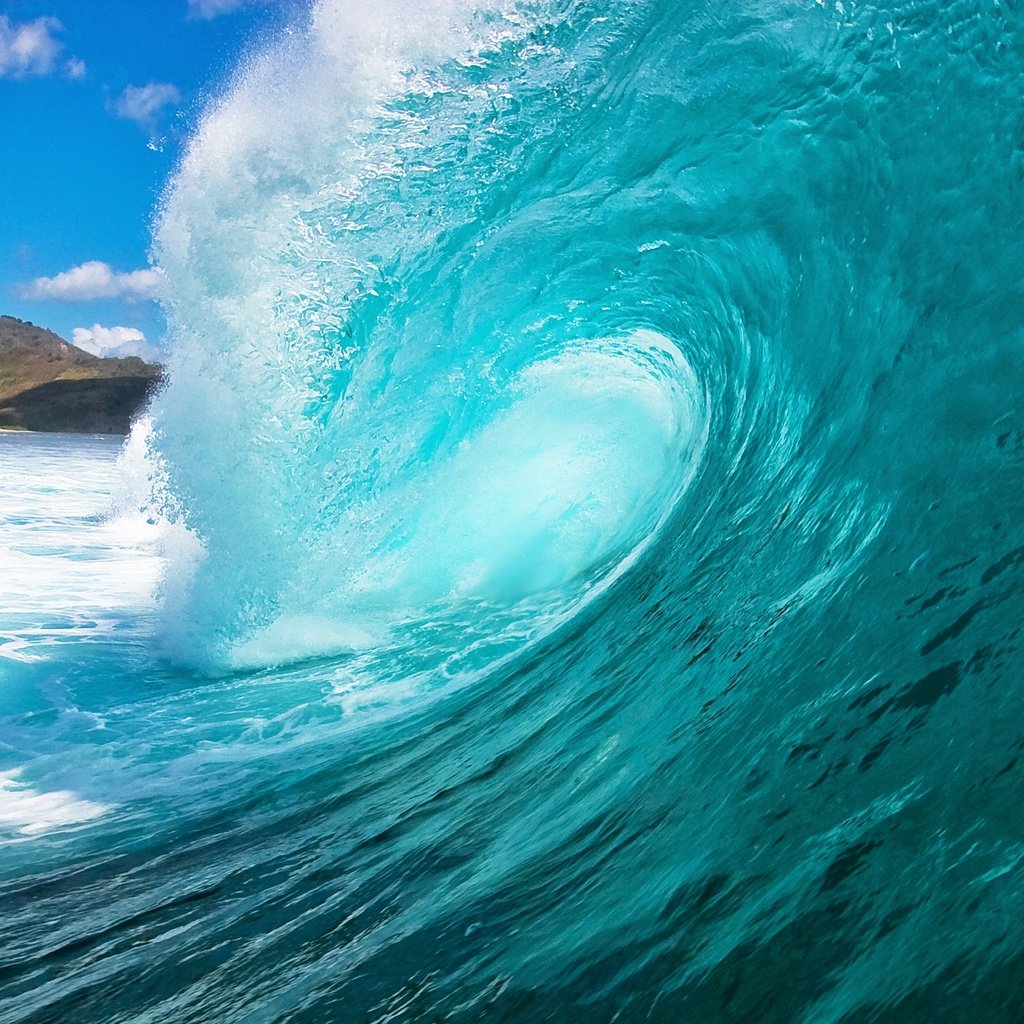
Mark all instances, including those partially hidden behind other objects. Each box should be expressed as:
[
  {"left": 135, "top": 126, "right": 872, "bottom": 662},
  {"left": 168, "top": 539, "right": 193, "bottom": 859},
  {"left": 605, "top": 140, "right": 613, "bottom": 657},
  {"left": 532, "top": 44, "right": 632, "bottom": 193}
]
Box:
[
  {"left": 1, "top": 315, "right": 161, "bottom": 434},
  {"left": 0, "top": 426, "right": 132, "bottom": 437}
]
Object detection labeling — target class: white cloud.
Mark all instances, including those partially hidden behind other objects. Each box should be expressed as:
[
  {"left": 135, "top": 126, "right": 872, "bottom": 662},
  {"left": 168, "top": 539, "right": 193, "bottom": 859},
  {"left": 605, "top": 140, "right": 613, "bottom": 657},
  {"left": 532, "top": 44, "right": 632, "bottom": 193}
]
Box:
[
  {"left": 0, "top": 15, "right": 85, "bottom": 79},
  {"left": 20, "top": 261, "right": 165, "bottom": 302},
  {"left": 187, "top": 0, "right": 270, "bottom": 19},
  {"left": 72, "top": 325, "right": 161, "bottom": 362},
  {"left": 110, "top": 82, "right": 181, "bottom": 134}
]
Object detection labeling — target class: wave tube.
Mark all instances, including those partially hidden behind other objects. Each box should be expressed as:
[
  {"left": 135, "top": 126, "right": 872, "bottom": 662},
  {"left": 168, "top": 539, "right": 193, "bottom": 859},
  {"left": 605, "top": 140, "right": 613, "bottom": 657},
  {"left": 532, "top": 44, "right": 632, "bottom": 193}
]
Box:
[{"left": 149, "top": 0, "right": 709, "bottom": 673}]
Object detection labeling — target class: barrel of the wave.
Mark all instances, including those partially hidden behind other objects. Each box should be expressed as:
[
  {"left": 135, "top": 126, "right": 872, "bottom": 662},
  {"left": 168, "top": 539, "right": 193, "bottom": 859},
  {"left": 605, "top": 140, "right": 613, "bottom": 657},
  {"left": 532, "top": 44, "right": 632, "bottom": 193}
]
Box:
[{"left": 148, "top": 0, "right": 712, "bottom": 674}]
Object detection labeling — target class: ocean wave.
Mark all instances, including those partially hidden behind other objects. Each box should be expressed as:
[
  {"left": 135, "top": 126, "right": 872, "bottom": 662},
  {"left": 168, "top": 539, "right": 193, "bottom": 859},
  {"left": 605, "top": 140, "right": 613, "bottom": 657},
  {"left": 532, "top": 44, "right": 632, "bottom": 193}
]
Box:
[{"left": 2, "top": 0, "right": 1023, "bottom": 1020}]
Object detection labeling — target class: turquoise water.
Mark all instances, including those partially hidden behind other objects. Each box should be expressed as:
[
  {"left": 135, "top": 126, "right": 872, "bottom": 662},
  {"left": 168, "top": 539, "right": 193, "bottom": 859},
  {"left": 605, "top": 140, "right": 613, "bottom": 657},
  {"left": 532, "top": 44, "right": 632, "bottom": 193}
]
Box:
[{"left": 3, "top": 0, "right": 1024, "bottom": 1020}]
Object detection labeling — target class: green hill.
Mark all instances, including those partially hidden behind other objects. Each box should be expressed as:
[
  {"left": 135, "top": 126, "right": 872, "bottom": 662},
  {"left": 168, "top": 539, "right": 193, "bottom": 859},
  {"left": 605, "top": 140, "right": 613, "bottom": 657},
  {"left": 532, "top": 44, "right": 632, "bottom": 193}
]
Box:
[{"left": 0, "top": 316, "right": 162, "bottom": 434}]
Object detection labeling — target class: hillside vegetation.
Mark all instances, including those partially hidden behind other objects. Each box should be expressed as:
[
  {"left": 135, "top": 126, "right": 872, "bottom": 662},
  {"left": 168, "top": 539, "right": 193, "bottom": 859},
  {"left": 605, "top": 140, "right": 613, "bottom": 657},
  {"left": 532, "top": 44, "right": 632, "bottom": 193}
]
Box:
[{"left": 0, "top": 316, "right": 162, "bottom": 434}]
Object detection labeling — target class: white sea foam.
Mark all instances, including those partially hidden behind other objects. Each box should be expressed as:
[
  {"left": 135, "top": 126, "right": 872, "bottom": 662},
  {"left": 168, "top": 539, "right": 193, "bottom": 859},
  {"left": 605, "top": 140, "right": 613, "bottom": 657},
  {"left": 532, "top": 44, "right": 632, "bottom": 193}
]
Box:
[
  {"left": 0, "top": 772, "right": 111, "bottom": 838},
  {"left": 0, "top": 432, "right": 162, "bottom": 661}
]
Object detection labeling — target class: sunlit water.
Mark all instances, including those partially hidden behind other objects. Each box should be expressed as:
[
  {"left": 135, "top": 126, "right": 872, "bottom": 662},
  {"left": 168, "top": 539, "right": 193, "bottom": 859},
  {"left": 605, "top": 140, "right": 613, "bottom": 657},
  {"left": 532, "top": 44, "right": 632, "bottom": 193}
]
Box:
[{"left": 3, "top": 0, "right": 1024, "bottom": 1020}]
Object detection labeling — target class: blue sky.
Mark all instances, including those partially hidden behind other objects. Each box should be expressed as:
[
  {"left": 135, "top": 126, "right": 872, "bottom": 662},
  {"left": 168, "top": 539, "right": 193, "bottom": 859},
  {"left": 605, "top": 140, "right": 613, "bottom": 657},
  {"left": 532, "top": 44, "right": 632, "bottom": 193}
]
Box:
[{"left": 1, "top": 0, "right": 301, "bottom": 359}]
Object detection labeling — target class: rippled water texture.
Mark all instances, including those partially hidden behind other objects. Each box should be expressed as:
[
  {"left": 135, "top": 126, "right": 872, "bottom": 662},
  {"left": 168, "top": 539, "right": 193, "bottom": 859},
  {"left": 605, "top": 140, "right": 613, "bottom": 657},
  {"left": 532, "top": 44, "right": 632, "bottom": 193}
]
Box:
[{"left": 2, "top": 0, "right": 1024, "bottom": 1020}]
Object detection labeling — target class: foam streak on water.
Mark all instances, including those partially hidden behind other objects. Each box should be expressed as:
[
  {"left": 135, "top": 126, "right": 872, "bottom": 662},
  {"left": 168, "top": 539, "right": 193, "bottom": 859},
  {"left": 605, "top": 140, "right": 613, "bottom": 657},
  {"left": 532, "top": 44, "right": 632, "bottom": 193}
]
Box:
[{"left": 2, "top": 0, "right": 1024, "bottom": 1021}]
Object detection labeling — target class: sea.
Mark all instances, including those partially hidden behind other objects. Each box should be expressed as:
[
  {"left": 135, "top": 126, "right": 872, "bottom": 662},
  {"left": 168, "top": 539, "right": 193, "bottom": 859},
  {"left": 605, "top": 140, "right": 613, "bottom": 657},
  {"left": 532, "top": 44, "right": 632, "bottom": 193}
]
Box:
[{"left": 2, "top": 0, "right": 1023, "bottom": 1021}]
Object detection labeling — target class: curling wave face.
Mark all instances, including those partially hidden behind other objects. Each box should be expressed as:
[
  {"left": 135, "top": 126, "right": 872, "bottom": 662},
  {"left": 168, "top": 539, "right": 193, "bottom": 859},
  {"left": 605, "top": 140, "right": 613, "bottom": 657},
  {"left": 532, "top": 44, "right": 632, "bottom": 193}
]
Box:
[
  {"left": 150, "top": 0, "right": 717, "bottom": 673},
  {"left": 3, "top": 0, "right": 1024, "bottom": 1021}
]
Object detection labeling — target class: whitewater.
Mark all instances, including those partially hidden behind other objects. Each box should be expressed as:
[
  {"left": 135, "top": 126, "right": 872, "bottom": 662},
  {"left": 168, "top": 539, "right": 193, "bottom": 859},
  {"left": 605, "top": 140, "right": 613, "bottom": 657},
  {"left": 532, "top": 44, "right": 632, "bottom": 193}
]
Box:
[{"left": 2, "top": 0, "right": 1023, "bottom": 1020}]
